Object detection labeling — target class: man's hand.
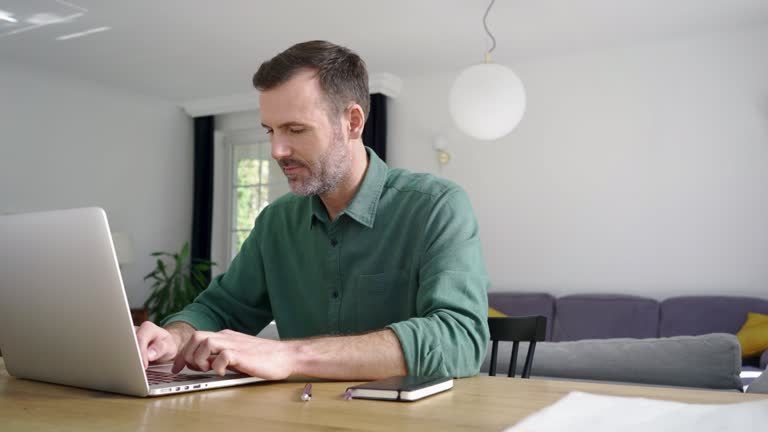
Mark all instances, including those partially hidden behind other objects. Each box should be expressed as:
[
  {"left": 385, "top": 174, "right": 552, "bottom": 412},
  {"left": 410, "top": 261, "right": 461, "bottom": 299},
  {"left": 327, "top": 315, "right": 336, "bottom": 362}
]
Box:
[
  {"left": 135, "top": 321, "right": 194, "bottom": 369},
  {"left": 141, "top": 323, "right": 404, "bottom": 380},
  {"left": 172, "top": 329, "right": 297, "bottom": 380}
]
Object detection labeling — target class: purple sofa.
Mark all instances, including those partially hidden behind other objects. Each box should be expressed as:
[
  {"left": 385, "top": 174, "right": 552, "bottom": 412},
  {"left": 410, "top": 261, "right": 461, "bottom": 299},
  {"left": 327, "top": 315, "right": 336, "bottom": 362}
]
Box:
[{"left": 488, "top": 292, "right": 768, "bottom": 371}]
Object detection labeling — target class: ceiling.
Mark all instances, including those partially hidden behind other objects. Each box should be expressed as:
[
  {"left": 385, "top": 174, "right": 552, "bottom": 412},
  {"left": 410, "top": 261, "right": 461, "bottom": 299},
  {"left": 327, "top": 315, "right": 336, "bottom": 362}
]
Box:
[{"left": 2, "top": 0, "right": 768, "bottom": 103}]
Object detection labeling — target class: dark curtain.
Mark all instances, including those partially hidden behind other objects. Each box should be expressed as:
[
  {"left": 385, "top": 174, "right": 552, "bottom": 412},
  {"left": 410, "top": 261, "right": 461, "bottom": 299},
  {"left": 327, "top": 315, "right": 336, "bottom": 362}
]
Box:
[
  {"left": 363, "top": 93, "right": 388, "bottom": 162},
  {"left": 191, "top": 115, "right": 214, "bottom": 283}
]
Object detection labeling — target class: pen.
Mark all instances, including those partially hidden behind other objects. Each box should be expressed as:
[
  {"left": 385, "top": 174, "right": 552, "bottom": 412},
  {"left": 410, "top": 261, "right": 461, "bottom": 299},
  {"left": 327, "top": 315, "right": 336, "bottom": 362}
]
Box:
[
  {"left": 342, "top": 389, "right": 353, "bottom": 401},
  {"left": 301, "top": 383, "right": 312, "bottom": 401}
]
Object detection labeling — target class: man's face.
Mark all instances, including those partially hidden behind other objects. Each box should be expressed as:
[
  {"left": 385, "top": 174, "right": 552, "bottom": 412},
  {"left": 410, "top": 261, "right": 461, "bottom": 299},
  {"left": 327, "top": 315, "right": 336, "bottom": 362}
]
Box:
[{"left": 260, "top": 69, "right": 351, "bottom": 196}]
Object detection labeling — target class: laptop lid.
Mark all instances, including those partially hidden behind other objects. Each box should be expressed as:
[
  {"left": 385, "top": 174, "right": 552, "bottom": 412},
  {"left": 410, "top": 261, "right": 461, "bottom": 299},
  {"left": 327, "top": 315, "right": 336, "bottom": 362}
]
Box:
[{"left": 0, "top": 207, "right": 263, "bottom": 396}]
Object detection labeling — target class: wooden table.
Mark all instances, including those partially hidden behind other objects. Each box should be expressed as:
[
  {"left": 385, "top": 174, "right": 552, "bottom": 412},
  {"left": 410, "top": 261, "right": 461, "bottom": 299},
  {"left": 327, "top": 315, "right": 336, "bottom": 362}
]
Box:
[{"left": 2, "top": 358, "right": 766, "bottom": 431}]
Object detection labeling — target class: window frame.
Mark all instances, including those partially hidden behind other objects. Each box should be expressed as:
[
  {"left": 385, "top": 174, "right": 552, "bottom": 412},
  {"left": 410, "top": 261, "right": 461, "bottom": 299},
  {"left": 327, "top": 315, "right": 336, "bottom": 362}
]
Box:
[{"left": 211, "top": 127, "right": 282, "bottom": 274}]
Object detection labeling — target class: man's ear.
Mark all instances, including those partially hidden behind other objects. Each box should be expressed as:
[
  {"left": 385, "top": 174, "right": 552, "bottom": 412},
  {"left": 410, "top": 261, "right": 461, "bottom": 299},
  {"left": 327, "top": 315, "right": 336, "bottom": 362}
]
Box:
[{"left": 347, "top": 104, "right": 365, "bottom": 140}]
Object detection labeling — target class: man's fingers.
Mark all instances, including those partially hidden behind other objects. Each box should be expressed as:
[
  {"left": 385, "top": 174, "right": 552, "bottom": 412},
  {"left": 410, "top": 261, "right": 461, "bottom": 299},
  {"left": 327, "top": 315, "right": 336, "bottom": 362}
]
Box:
[
  {"left": 146, "top": 340, "right": 166, "bottom": 362},
  {"left": 172, "top": 333, "right": 196, "bottom": 373},
  {"left": 136, "top": 321, "right": 162, "bottom": 369},
  {"left": 169, "top": 330, "right": 249, "bottom": 375},
  {"left": 183, "top": 333, "right": 205, "bottom": 371},
  {"left": 135, "top": 328, "right": 149, "bottom": 369},
  {"left": 192, "top": 334, "right": 236, "bottom": 372},
  {"left": 147, "top": 345, "right": 157, "bottom": 361},
  {"left": 172, "top": 331, "right": 214, "bottom": 373},
  {"left": 191, "top": 338, "right": 217, "bottom": 372},
  {"left": 138, "top": 342, "right": 149, "bottom": 370},
  {"left": 211, "top": 349, "right": 236, "bottom": 376},
  {"left": 171, "top": 349, "right": 187, "bottom": 374}
]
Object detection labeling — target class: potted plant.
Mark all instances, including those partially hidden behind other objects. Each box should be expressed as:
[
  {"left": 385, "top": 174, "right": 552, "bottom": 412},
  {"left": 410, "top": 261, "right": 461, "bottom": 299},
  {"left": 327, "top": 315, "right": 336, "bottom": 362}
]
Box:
[{"left": 143, "top": 242, "right": 215, "bottom": 323}]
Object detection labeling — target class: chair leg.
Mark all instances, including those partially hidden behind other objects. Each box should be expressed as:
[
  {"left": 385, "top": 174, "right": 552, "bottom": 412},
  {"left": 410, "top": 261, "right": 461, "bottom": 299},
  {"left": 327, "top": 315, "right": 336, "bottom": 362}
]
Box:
[
  {"left": 489, "top": 340, "right": 499, "bottom": 376},
  {"left": 522, "top": 341, "right": 537, "bottom": 379},
  {"left": 508, "top": 341, "right": 519, "bottom": 378}
]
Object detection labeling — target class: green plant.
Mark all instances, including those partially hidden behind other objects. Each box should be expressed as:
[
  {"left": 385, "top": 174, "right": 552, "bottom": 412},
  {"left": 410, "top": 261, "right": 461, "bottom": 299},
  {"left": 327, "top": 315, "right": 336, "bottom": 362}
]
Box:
[{"left": 143, "top": 242, "right": 215, "bottom": 323}]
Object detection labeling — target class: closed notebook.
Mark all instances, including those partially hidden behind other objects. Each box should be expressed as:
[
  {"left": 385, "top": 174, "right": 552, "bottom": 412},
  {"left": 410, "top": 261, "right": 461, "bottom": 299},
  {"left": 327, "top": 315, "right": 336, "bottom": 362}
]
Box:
[{"left": 346, "top": 376, "right": 453, "bottom": 401}]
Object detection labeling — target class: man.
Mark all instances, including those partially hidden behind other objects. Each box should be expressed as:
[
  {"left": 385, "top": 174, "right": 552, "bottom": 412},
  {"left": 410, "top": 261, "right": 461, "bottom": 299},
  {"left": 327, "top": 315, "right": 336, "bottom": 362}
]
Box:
[{"left": 136, "top": 40, "right": 489, "bottom": 380}]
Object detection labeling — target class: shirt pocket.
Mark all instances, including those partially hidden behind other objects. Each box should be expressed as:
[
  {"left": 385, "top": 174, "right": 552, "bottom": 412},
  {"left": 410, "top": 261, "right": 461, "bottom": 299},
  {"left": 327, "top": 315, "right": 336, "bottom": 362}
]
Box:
[{"left": 355, "top": 270, "right": 407, "bottom": 331}]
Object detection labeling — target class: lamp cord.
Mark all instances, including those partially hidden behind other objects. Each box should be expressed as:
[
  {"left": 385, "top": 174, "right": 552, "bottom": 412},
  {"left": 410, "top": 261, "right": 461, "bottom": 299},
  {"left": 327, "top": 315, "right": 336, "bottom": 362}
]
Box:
[{"left": 483, "top": 0, "right": 497, "bottom": 63}]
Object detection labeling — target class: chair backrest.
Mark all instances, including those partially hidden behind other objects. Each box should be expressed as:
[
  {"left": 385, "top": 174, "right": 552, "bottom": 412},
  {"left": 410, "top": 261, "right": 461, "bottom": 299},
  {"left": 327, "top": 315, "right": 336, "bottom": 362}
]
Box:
[{"left": 488, "top": 316, "right": 547, "bottom": 378}]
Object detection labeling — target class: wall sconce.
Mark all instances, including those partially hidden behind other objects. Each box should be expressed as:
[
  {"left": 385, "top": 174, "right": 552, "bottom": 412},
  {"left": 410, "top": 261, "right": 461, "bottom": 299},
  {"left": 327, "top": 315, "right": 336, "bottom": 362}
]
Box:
[{"left": 433, "top": 136, "right": 451, "bottom": 167}]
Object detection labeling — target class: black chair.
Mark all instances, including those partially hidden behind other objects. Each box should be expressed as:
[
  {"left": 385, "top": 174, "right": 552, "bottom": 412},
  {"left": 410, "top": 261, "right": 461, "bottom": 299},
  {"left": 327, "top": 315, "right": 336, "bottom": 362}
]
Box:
[{"left": 488, "top": 315, "right": 547, "bottom": 378}]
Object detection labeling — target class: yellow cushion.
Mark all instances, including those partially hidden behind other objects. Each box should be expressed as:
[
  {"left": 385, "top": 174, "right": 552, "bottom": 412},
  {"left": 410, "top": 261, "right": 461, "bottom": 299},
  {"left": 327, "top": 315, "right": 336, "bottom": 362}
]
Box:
[
  {"left": 736, "top": 312, "right": 768, "bottom": 357},
  {"left": 488, "top": 307, "right": 507, "bottom": 318}
]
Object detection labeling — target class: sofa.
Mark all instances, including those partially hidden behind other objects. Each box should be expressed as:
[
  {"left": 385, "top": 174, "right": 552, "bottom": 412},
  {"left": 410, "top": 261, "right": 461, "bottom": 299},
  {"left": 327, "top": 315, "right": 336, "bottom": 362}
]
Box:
[{"left": 486, "top": 292, "right": 768, "bottom": 390}]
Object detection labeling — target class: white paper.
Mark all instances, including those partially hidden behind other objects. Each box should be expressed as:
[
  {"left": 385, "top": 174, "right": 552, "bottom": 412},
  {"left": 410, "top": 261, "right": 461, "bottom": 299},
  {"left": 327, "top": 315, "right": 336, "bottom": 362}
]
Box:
[{"left": 505, "top": 391, "right": 768, "bottom": 432}]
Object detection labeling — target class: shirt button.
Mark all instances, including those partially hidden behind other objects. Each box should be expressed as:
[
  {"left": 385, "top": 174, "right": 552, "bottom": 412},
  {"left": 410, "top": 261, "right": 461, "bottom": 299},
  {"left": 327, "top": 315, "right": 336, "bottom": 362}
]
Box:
[
  {"left": 330, "top": 239, "right": 338, "bottom": 247},
  {"left": 332, "top": 291, "right": 339, "bottom": 299}
]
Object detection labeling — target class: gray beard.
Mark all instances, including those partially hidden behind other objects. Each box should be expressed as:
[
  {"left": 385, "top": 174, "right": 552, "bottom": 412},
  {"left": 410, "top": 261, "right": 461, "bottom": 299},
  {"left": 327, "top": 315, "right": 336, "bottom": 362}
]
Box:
[{"left": 288, "top": 128, "right": 350, "bottom": 197}]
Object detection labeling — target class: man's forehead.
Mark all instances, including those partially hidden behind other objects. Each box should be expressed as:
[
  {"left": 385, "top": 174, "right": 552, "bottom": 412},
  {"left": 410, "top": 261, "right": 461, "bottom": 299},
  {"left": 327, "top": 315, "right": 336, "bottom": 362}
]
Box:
[{"left": 259, "top": 71, "right": 327, "bottom": 125}]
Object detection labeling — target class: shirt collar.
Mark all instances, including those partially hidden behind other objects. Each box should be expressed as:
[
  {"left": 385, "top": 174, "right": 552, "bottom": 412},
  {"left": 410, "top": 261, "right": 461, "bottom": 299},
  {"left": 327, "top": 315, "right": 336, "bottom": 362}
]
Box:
[{"left": 308, "top": 146, "right": 388, "bottom": 229}]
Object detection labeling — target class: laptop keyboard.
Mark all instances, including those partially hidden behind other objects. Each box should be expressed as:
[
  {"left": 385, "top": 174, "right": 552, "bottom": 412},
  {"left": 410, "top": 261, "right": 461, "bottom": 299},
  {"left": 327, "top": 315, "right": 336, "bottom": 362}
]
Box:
[{"left": 146, "top": 369, "right": 207, "bottom": 385}]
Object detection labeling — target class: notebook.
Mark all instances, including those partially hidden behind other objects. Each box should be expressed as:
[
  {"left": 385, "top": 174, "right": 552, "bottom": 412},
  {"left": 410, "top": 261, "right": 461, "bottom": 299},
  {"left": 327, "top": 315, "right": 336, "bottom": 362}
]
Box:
[
  {"left": 0, "top": 207, "right": 265, "bottom": 396},
  {"left": 345, "top": 375, "right": 454, "bottom": 401}
]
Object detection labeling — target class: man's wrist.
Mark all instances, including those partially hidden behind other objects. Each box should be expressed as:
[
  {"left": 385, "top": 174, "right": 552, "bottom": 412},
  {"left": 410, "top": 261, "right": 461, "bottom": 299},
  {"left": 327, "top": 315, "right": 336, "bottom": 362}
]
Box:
[
  {"left": 164, "top": 321, "right": 195, "bottom": 350},
  {"left": 281, "top": 339, "right": 309, "bottom": 377}
]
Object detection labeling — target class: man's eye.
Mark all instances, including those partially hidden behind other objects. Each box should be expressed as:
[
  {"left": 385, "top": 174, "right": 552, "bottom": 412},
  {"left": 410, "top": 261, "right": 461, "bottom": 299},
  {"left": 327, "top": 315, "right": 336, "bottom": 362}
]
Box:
[
  {"left": 288, "top": 128, "right": 305, "bottom": 135},
  {"left": 265, "top": 129, "right": 274, "bottom": 135}
]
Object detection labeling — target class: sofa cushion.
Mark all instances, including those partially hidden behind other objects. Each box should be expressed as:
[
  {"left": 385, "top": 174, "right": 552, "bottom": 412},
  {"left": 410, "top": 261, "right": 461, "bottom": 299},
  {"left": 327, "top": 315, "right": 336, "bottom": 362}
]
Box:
[
  {"left": 480, "top": 333, "right": 743, "bottom": 390},
  {"left": 736, "top": 312, "right": 768, "bottom": 357},
  {"left": 747, "top": 368, "right": 768, "bottom": 394},
  {"left": 488, "top": 292, "right": 555, "bottom": 340},
  {"left": 488, "top": 307, "right": 507, "bottom": 317},
  {"left": 552, "top": 294, "right": 659, "bottom": 342},
  {"left": 660, "top": 296, "right": 768, "bottom": 337}
]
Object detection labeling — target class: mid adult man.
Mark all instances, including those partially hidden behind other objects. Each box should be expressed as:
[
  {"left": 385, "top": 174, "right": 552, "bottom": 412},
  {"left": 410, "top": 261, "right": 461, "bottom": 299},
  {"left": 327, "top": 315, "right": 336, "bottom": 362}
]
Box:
[{"left": 136, "top": 40, "right": 489, "bottom": 380}]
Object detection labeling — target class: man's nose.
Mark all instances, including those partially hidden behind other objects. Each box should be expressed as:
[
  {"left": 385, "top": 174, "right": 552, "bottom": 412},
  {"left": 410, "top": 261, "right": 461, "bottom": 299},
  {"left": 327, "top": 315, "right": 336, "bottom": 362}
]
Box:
[{"left": 271, "top": 135, "right": 291, "bottom": 160}]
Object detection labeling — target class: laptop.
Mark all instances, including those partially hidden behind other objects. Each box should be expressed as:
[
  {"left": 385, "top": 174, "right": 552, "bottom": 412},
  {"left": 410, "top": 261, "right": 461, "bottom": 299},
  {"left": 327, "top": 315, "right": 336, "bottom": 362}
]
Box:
[{"left": 0, "top": 207, "right": 265, "bottom": 396}]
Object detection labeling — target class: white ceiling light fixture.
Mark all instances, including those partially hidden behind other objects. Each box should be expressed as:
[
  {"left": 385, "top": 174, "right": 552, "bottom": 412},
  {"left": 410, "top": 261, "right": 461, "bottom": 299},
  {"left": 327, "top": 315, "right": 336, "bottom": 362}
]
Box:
[
  {"left": 449, "top": 0, "right": 526, "bottom": 141},
  {"left": 0, "top": 0, "right": 88, "bottom": 38},
  {"left": 27, "top": 12, "right": 73, "bottom": 25},
  {"left": 56, "top": 26, "right": 110, "bottom": 41},
  {"left": 0, "top": 10, "right": 17, "bottom": 23}
]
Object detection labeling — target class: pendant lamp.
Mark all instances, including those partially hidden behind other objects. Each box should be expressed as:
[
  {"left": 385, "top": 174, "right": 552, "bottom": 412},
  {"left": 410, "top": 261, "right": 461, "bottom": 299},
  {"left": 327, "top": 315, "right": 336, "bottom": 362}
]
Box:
[{"left": 449, "top": 0, "right": 526, "bottom": 140}]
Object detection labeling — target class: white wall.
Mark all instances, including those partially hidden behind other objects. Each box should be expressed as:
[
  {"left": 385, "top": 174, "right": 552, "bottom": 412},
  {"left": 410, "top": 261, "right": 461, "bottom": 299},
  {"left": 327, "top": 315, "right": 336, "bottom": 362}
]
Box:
[
  {"left": 389, "top": 26, "right": 768, "bottom": 299},
  {"left": 0, "top": 63, "right": 193, "bottom": 307}
]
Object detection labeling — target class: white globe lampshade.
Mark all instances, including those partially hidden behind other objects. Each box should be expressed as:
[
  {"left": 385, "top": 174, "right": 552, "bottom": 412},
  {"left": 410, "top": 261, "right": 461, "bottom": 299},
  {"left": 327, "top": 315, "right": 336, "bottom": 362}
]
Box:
[{"left": 449, "top": 63, "right": 526, "bottom": 140}]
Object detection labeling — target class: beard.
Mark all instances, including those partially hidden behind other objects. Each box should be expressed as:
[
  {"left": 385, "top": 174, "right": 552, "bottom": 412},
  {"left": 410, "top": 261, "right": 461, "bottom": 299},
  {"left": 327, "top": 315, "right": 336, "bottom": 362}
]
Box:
[{"left": 279, "top": 126, "right": 351, "bottom": 196}]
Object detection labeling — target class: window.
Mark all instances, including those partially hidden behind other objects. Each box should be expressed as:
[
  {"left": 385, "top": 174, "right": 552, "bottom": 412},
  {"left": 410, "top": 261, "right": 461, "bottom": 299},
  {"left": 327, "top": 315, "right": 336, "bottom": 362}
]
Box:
[{"left": 216, "top": 128, "right": 290, "bottom": 265}]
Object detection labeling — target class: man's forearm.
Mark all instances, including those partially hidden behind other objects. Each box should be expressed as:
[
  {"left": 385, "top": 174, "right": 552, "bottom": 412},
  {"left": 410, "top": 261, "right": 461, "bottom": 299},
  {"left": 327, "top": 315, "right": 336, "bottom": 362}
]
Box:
[
  {"left": 286, "top": 329, "right": 407, "bottom": 380},
  {"left": 164, "top": 323, "right": 407, "bottom": 380}
]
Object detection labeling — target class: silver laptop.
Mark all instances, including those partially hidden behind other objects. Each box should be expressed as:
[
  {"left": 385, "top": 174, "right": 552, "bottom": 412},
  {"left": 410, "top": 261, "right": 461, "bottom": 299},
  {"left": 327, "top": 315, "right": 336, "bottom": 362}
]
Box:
[{"left": 0, "top": 207, "right": 265, "bottom": 396}]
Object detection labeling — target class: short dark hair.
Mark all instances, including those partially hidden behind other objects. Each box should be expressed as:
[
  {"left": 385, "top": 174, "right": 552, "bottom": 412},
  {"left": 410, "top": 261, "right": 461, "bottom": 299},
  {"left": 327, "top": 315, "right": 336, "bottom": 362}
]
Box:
[{"left": 253, "top": 40, "right": 370, "bottom": 120}]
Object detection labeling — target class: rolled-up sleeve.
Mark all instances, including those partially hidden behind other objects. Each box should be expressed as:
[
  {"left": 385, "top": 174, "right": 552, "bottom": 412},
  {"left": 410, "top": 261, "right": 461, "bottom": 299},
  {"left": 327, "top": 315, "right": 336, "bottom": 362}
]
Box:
[
  {"left": 387, "top": 188, "right": 490, "bottom": 377},
  {"left": 161, "top": 227, "right": 273, "bottom": 335}
]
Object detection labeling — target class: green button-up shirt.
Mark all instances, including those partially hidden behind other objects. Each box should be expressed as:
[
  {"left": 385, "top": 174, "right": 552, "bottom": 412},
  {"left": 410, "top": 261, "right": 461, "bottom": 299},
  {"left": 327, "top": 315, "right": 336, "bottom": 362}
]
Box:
[{"left": 164, "top": 147, "right": 490, "bottom": 377}]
